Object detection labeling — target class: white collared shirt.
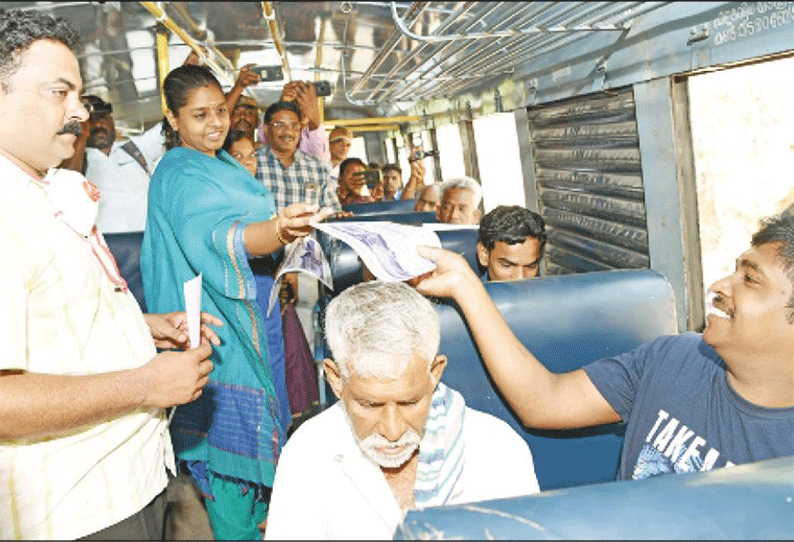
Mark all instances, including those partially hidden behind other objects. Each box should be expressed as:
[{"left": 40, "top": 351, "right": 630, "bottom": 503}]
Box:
[
  {"left": 0, "top": 155, "right": 175, "bottom": 539},
  {"left": 265, "top": 400, "right": 539, "bottom": 540},
  {"left": 85, "top": 123, "right": 164, "bottom": 233}
]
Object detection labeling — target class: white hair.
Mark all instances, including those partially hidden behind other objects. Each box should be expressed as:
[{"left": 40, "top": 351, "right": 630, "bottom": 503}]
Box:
[
  {"left": 441, "top": 176, "right": 483, "bottom": 209},
  {"left": 324, "top": 281, "right": 440, "bottom": 379}
]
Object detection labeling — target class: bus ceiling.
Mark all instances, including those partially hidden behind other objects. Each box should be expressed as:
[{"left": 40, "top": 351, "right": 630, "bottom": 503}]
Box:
[{"left": 11, "top": 2, "right": 794, "bottom": 134}]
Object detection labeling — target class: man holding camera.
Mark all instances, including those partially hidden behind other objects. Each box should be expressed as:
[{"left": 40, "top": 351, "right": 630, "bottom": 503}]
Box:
[{"left": 62, "top": 49, "right": 203, "bottom": 233}]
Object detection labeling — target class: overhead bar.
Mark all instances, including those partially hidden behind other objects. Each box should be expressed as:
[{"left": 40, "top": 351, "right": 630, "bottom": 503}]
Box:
[
  {"left": 140, "top": 2, "right": 234, "bottom": 87},
  {"left": 261, "top": 1, "right": 292, "bottom": 81}
]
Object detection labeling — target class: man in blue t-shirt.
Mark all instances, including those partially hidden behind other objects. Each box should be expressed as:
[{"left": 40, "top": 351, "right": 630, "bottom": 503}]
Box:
[{"left": 415, "top": 211, "right": 794, "bottom": 481}]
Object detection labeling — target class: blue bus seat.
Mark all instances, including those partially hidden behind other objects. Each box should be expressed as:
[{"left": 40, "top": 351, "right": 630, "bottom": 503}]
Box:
[
  {"left": 330, "top": 210, "right": 437, "bottom": 225},
  {"left": 435, "top": 269, "right": 678, "bottom": 490},
  {"left": 103, "top": 231, "right": 147, "bottom": 312},
  {"left": 396, "top": 455, "right": 794, "bottom": 540},
  {"left": 342, "top": 198, "right": 417, "bottom": 215},
  {"left": 319, "top": 225, "right": 480, "bottom": 298}
]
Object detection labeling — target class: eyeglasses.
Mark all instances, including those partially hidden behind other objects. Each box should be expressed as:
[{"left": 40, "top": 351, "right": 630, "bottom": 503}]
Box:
[{"left": 270, "top": 121, "right": 301, "bottom": 131}]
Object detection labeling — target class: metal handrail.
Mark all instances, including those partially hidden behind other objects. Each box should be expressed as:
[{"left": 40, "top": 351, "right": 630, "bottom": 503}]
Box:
[{"left": 389, "top": 1, "right": 630, "bottom": 43}]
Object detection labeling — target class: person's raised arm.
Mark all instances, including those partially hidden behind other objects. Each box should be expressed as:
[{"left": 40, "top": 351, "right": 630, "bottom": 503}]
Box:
[
  {"left": 413, "top": 245, "right": 620, "bottom": 430},
  {"left": 401, "top": 153, "right": 426, "bottom": 200},
  {"left": 0, "top": 339, "right": 214, "bottom": 439},
  {"left": 225, "top": 63, "right": 260, "bottom": 114}
]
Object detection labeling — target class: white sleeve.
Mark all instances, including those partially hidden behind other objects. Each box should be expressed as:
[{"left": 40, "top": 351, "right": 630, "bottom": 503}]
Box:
[
  {"left": 129, "top": 122, "right": 166, "bottom": 166},
  {"left": 460, "top": 409, "right": 541, "bottom": 503},
  {"left": 264, "top": 438, "right": 326, "bottom": 540}
]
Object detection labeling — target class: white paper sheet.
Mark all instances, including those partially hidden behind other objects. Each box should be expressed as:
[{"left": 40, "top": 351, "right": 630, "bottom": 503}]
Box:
[{"left": 183, "top": 273, "right": 202, "bottom": 349}]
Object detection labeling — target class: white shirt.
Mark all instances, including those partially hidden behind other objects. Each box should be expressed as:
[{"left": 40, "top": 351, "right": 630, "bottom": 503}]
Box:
[
  {"left": 85, "top": 123, "right": 165, "bottom": 233},
  {"left": 265, "top": 400, "right": 539, "bottom": 540},
  {"left": 0, "top": 155, "right": 175, "bottom": 539}
]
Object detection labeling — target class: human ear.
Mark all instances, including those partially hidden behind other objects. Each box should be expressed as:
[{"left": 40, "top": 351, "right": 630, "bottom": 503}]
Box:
[
  {"left": 476, "top": 242, "right": 490, "bottom": 268},
  {"left": 323, "top": 358, "right": 344, "bottom": 399},
  {"left": 165, "top": 110, "right": 179, "bottom": 132},
  {"left": 430, "top": 354, "right": 447, "bottom": 386}
]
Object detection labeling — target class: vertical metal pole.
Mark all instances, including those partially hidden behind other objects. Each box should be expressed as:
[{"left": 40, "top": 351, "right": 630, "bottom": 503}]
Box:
[{"left": 155, "top": 22, "right": 170, "bottom": 116}]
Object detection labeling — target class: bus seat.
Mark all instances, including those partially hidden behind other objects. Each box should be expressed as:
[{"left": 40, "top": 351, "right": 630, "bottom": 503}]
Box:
[
  {"left": 319, "top": 225, "right": 481, "bottom": 297},
  {"left": 331, "top": 210, "right": 437, "bottom": 225},
  {"left": 102, "top": 231, "right": 147, "bottom": 312},
  {"left": 435, "top": 269, "right": 678, "bottom": 491},
  {"left": 342, "top": 198, "right": 418, "bottom": 215},
  {"left": 396, "top": 455, "right": 794, "bottom": 540}
]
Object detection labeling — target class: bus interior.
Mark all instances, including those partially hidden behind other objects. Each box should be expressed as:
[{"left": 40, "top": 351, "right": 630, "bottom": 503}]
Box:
[{"left": 7, "top": 1, "right": 794, "bottom": 539}]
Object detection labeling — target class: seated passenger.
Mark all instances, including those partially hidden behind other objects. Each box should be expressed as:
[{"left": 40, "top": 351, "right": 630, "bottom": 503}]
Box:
[
  {"left": 414, "top": 183, "right": 441, "bottom": 212},
  {"left": 477, "top": 205, "right": 547, "bottom": 281},
  {"left": 265, "top": 281, "right": 540, "bottom": 540},
  {"left": 381, "top": 163, "right": 403, "bottom": 200},
  {"left": 383, "top": 157, "right": 426, "bottom": 202},
  {"left": 437, "top": 176, "right": 483, "bottom": 225},
  {"left": 415, "top": 211, "right": 794, "bottom": 482},
  {"left": 337, "top": 157, "right": 378, "bottom": 204}
]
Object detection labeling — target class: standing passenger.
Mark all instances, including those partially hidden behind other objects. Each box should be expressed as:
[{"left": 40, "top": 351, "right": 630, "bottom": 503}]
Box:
[
  {"left": 140, "top": 64, "right": 327, "bottom": 540},
  {"left": 437, "top": 176, "right": 483, "bottom": 225},
  {"left": 61, "top": 50, "right": 203, "bottom": 233},
  {"left": 0, "top": 9, "right": 217, "bottom": 539}
]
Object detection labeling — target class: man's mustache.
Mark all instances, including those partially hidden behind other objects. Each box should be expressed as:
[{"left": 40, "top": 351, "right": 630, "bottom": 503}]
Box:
[
  {"left": 90, "top": 127, "right": 110, "bottom": 137},
  {"left": 57, "top": 122, "right": 82, "bottom": 136}
]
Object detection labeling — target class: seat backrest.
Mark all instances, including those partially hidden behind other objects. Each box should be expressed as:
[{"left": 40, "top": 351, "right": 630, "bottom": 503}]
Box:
[
  {"left": 342, "top": 198, "right": 417, "bottom": 215},
  {"left": 102, "top": 231, "right": 147, "bottom": 312},
  {"left": 396, "top": 455, "right": 794, "bottom": 540},
  {"left": 319, "top": 224, "right": 480, "bottom": 296},
  {"left": 435, "top": 269, "right": 678, "bottom": 490}
]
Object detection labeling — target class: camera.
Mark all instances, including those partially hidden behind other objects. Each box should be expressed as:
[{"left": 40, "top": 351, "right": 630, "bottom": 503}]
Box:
[
  {"left": 252, "top": 65, "right": 284, "bottom": 81},
  {"left": 313, "top": 80, "right": 332, "bottom": 97},
  {"left": 362, "top": 169, "right": 382, "bottom": 189},
  {"left": 82, "top": 96, "right": 113, "bottom": 116},
  {"left": 410, "top": 149, "right": 439, "bottom": 162}
]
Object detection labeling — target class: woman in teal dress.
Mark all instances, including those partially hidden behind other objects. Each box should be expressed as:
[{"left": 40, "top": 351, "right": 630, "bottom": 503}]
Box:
[{"left": 140, "top": 64, "right": 324, "bottom": 539}]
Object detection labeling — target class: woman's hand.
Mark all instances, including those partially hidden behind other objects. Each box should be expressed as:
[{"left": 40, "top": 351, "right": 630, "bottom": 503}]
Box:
[{"left": 276, "top": 203, "right": 334, "bottom": 243}]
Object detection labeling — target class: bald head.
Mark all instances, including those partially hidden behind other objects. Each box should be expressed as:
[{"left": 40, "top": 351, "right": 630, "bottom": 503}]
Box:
[{"left": 415, "top": 184, "right": 441, "bottom": 212}]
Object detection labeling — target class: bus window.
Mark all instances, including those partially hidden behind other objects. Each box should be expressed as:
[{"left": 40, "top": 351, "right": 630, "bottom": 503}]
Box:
[
  {"left": 349, "top": 135, "right": 368, "bottom": 164},
  {"left": 435, "top": 123, "right": 466, "bottom": 182},
  {"left": 689, "top": 55, "right": 794, "bottom": 295},
  {"left": 384, "top": 138, "right": 396, "bottom": 163},
  {"left": 473, "top": 112, "right": 526, "bottom": 212},
  {"left": 420, "top": 130, "right": 438, "bottom": 185}
]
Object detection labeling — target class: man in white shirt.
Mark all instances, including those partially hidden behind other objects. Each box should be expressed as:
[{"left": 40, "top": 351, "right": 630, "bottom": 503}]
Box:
[
  {"left": 62, "top": 94, "right": 164, "bottom": 233},
  {"left": 0, "top": 9, "right": 218, "bottom": 539},
  {"left": 265, "top": 281, "right": 539, "bottom": 540},
  {"left": 437, "top": 176, "right": 483, "bottom": 225},
  {"left": 61, "top": 51, "right": 202, "bottom": 233}
]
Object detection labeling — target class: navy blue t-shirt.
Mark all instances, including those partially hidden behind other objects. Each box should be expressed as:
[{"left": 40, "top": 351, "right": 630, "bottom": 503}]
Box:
[{"left": 584, "top": 333, "right": 794, "bottom": 481}]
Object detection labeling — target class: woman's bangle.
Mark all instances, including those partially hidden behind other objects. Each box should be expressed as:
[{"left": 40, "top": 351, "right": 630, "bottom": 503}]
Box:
[{"left": 275, "top": 216, "right": 289, "bottom": 245}]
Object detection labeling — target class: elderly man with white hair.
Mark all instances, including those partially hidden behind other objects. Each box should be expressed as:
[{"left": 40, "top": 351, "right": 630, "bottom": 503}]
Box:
[
  {"left": 437, "top": 175, "right": 483, "bottom": 225},
  {"left": 265, "top": 281, "right": 539, "bottom": 540}
]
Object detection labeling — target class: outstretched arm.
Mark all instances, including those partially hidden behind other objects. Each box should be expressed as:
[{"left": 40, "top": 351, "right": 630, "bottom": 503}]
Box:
[{"left": 414, "top": 245, "right": 620, "bottom": 430}]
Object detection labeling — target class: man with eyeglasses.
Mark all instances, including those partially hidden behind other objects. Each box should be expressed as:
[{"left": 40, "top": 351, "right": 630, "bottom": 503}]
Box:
[{"left": 256, "top": 100, "right": 342, "bottom": 215}]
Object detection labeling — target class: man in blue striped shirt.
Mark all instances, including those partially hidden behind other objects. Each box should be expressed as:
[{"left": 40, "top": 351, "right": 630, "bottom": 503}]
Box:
[{"left": 255, "top": 101, "right": 342, "bottom": 213}]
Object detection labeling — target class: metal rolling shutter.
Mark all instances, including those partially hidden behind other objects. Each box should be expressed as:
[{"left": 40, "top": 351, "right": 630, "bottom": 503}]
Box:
[{"left": 527, "top": 86, "right": 649, "bottom": 275}]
